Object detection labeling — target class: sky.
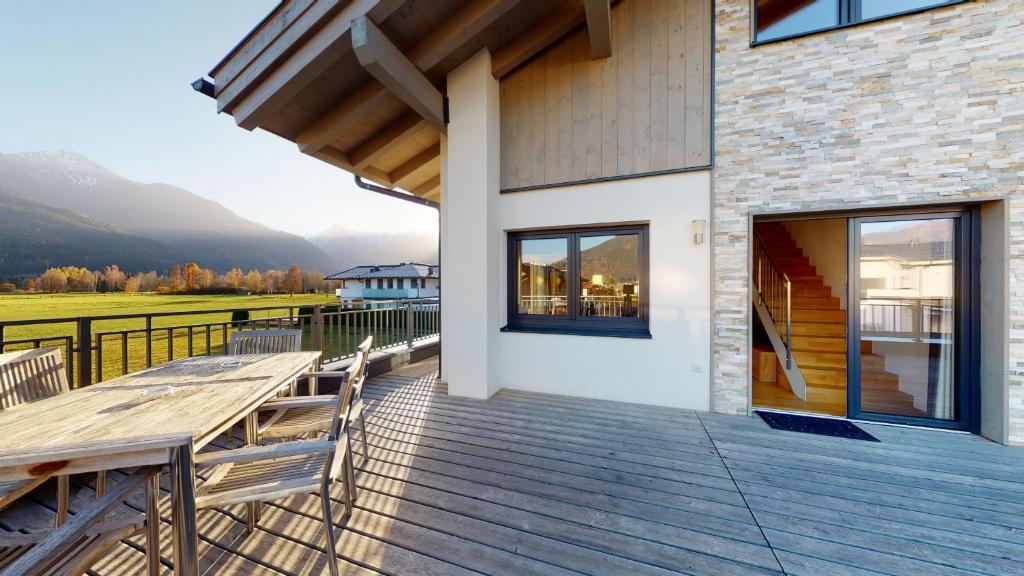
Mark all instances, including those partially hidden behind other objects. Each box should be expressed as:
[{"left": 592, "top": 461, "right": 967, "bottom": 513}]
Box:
[{"left": 0, "top": 1, "right": 438, "bottom": 238}]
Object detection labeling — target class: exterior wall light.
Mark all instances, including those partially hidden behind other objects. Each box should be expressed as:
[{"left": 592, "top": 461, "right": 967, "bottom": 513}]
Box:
[{"left": 692, "top": 219, "right": 706, "bottom": 245}]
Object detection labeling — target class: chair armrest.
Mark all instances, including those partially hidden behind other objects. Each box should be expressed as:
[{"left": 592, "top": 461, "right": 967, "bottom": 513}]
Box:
[
  {"left": 306, "top": 371, "right": 346, "bottom": 379},
  {"left": 258, "top": 395, "right": 336, "bottom": 410},
  {"left": 195, "top": 440, "right": 334, "bottom": 467}
]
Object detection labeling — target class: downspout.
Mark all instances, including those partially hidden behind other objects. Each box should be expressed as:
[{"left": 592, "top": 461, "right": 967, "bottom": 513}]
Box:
[{"left": 352, "top": 176, "right": 442, "bottom": 376}]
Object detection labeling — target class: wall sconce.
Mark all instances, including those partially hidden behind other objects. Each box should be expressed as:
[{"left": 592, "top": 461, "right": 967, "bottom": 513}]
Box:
[{"left": 691, "top": 219, "right": 706, "bottom": 245}]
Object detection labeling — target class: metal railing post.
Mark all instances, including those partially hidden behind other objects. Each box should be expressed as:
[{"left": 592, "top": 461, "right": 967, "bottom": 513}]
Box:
[
  {"left": 785, "top": 281, "right": 792, "bottom": 369},
  {"left": 145, "top": 316, "right": 153, "bottom": 368},
  {"left": 312, "top": 305, "right": 323, "bottom": 353},
  {"left": 406, "top": 300, "right": 414, "bottom": 348},
  {"left": 77, "top": 318, "right": 92, "bottom": 388}
]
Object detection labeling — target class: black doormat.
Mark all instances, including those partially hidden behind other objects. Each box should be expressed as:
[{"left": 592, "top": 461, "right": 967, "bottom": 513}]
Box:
[{"left": 755, "top": 410, "right": 880, "bottom": 442}]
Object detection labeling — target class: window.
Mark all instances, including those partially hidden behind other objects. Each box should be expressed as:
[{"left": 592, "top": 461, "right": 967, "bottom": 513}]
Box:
[
  {"left": 377, "top": 279, "right": 383, "bottom": 289},
  {"left": 387, "top": 278, "right": 394, "bottom": 289},
  {"left": 753, "top": 0, "right": 962, "bottom": 44},
  {"left": 364, "top": 279, "right": 371, "bottom": 289},
  {"left": 421, "top": 278, "right": 426, "bottom": 288},
  {"left": 505, "top": 225, "right": 649, "bottom": 337},
  {"left": 397, "top": 278, "right": 404, "bottom": 289}
]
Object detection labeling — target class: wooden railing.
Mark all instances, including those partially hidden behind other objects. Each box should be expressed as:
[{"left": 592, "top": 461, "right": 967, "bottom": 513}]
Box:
[
  {"left": 0, "top": 298, "right": 439, "bottom": 388},
  {"left": 753, "top": 230, "right": 793, "bottom": 368}
]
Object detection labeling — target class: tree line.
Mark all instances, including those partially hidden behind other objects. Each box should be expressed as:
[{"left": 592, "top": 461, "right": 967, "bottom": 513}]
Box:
[{"left": 0, "top": 263, "right": 335, "bottom": 295}]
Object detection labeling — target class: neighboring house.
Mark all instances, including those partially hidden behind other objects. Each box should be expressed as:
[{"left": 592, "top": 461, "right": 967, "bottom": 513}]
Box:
[
  {"left": 326, "top": 263, "right": 439, "bottom": 302},
  {"left": 200, "top": 0, "right": 1023, "bottom": 445}
]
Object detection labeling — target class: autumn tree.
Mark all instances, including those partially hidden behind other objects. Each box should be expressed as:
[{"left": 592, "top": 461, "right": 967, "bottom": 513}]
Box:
[
  {"left": 103, "top": 265, "right": 126, "bottom": 291},
  {"left": 170, "top": 265, "right": 183, "bottom": 292},
  {"left": 224, "top": 268, "right": 244, "bottom": 290},
  {"left": 124, "top": 274, "right": 142, "bottom": 294},
  {"left": 245, "top": 269, "right": 263, "bottom": 293},
  {"left": 38, "top": 268, "right": 68, "bottom": 293},
  {"left": 183, "top": 262, "right": 202, "bottom": 291},
  {"left": 263, "top": 269, "right": 282, "bottom": 294},
  {"left": 199, "top": 268, "right": 218, "bottom": 290},
  {"left": 283, "top": 265, "right": 302, "bottom": 296}
]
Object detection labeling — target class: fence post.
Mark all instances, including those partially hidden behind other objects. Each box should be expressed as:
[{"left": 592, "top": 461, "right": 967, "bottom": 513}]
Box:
[
  {"left": 0, "top": 324, "right": 4, "bottom": 353},
  {"left": 312, "top": 305, "right": 323, "bottom": 352},
  {"left": 145, "top": 316, "right": 153, "bottom": 368},
  {"left": 406, "top": 301, "right": 414, "bottom": 348},
  {"left": 77, "top": 318, "right": 92, "bottom": 388}
]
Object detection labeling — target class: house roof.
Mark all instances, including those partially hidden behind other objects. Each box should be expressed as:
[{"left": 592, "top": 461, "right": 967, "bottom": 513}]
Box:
[
  {"left": 204, "top": 0, "right": 598, "bottom": 204},
  {"left": 326, "top": 263, "right": 439, "bottom": 280}
]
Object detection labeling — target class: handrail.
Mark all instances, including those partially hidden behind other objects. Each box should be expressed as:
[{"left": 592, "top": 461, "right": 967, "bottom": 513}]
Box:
[
  {"left": 0, "top": 298, "right": 439, "bottom": 388},
  {"left": 752, "top": 229, "right": 793, "bottom": 369}
]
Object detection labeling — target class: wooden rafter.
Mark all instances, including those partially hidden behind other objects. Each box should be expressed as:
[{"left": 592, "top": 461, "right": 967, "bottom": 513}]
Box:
[
  {"left": 389, "top": 143, "right": 441, "bottom": 187},
  {"left": 349, "top": 112, "right": 426, "bottom": 169},
  {"left": 297, "top": 0, "right": 519, "bottom": 156},
  {"left": 352, "top": 15, "right": 446, "bottom": 132},
  {"left": 492, "top": 2, "right": 586, "bottom": 78},
  {"left": 226, "top": 0, "right": 406, "bottom": 130},
  {"left": 411, "top": 174, "right": 441, "bottom": 198},
  {"left": 583, "top": 0, "right": 612, "bottom": 58}
]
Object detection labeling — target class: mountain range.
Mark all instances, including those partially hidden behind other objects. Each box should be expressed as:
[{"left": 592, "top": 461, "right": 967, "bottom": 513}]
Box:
[{"left": 0, "top": 151, "right": 437, "bottom": 277}]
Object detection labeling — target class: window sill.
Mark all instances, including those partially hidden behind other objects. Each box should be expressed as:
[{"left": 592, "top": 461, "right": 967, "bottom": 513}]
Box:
[{"left": 500, "top": 324, "right": 652, "bottom": 339}]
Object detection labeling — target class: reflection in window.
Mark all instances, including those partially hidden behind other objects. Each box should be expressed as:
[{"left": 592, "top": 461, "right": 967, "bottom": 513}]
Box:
[
  {"left": 578, "top": 234, "right": 640, "bottom": 318},
  {"left": 860, "top": 0, "right": 950, "bottom": 20},
  {"left": 756, "top": 0, "right": 838, "bottom": 41},
  {"left": 517, "top": 237, "right": 568, "bottom": 315}
]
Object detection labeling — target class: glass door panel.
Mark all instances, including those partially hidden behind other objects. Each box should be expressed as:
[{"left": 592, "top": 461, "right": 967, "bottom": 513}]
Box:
[{"left": 853, "top": 217, "right": 958, "bottom": 422}]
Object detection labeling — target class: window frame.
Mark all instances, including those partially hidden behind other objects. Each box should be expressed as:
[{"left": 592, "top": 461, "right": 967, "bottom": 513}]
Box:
[
  {"left": 750, "top": 0, "right": 966, "bottom": 46},
  {"left": 504, "top": 224, "right": 650, "bottom": 339}
]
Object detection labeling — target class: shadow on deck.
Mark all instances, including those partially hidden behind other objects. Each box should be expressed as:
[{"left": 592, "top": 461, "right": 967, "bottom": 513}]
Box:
[{"left": 87, "top": 358, "right": 1024, "bottom": 575}]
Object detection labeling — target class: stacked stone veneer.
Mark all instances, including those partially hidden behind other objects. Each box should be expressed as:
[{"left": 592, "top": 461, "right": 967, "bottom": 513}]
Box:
[{"left": 712, "top": 0, "right": 1024, "bottom": 443}]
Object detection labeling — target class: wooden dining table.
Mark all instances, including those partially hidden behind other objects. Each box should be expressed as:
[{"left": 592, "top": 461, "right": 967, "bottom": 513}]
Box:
[{"left": 0, "top": 351, "right": 321, "bottom": 576}]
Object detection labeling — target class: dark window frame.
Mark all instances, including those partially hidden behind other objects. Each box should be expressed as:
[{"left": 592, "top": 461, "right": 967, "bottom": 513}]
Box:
[
  {"left": 376, "top": 279, "right": 383, "bottom": 290},
  {"left": 503, "top": 224, "right": 651, "bottom": 339},
  {"left": 751, "top": 0, "right": 966, "bottom": 46},
  {"left": 364, "top": 279, "right": 371, "bottom": 289}
]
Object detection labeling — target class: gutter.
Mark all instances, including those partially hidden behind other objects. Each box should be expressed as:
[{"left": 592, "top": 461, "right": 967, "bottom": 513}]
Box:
[{"left": 354, "top": 175, "right": 439, "bottom": 210}]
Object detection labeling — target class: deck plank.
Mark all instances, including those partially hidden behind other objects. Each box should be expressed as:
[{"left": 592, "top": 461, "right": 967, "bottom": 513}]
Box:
[{"left": 72, "top": 358, "right": 1024, "bottom": 576}]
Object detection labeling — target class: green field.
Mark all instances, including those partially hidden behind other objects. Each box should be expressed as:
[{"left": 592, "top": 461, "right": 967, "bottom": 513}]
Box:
[{"left": 0, "top": 293, "right": 338, "bottom": 385}]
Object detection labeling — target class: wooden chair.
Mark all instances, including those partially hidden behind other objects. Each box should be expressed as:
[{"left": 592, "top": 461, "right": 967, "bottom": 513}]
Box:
[
  {"left": 225, "top": 329, "right": 304, "bottom": 444},
  {"left": 228, "top": 329, "right": 303, "bottom": 355},
  {"left": 256, "top": 337, "right": 373, "bottom": 465},
  {"left": 0, "top": 348, "right": 160, "bottom": 575},
  {"left": 192, "top": 349, "right": 367, "bottom": 576},
  {"left": 0, "top": 348, "right": 105, "bottom": 525},
  {"left": 0, "top": 466, "right": 161, "bottom": 576}
]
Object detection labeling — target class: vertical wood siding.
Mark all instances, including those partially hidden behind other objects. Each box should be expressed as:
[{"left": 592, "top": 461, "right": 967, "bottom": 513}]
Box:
[{"left": 499, "top": 0, "right": 711, "bottom": 191}]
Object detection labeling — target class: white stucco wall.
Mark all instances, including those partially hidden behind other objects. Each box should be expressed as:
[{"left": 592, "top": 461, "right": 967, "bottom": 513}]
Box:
[{"left": 495, "top": 171, "right": 712, "bottom": 409}]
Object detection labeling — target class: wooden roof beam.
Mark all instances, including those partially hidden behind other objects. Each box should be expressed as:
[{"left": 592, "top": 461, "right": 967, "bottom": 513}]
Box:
[
  {"left": 492, "top": 2, "right": 586, "bottom": 78},
  {"left": 584, "top": 0, "right": 612, "bottom": 58},
  {"left": 352, "top": 15, "right": 446, "bottom": 133},
  {"left": 297, "top": 0, "right": 519, "bottom": 156},
  {"left": 411, "top": 174, "right": 441, "bottom": 198},
  {"left": 226, "top": 0, "right": 405, "bottom": 131},
  {"left": 349, "top": 112, "right": 426, "bottom": 170},
  {"left": 390, "top": 143, "right": 441, "bottom": 187}
]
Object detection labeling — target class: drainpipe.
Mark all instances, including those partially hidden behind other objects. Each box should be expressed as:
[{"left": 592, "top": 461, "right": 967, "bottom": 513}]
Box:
[{"left": 352, "top": 176, "right": 442, "bottom": 376}]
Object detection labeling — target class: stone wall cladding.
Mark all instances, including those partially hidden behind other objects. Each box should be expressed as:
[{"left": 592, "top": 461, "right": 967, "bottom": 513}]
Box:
[{"left": 712, "top": 0, "right": 1024, "bottom": 443}]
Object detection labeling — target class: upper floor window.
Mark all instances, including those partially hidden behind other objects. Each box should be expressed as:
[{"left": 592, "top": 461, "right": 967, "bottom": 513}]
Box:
[
  {"left": 753, "top": 0, "right": 962, "bottom": 44},
  {"left": 505, "top": 224, "right": 649, "bottom": 338},
  {"left": 364, "top": 279, "right": 371, "bottom": 289},
  {"left": 397, "top": 278, "right": 404, "bottom": 289}
]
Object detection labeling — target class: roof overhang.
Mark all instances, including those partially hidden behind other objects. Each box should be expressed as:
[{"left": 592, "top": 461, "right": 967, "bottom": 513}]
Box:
[{"left": 205, "top": 0, "right": 612, "bottom": 204}]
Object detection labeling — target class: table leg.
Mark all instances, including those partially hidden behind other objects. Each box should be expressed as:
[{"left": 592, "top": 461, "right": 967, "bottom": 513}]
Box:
[
  {"left": 244, "top": 412, "right": 261, "bottom": 530},
  {"left": 146, "top": 473, "right": 161, "bottom": 576},
  {"left": 170, "top": 443, "right": 198, "bottom": 576}
]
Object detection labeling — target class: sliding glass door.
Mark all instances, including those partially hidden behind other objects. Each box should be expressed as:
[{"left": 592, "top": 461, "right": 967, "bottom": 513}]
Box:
[{"left": 848, "top": 212, "right": 975, "bottom": 429}]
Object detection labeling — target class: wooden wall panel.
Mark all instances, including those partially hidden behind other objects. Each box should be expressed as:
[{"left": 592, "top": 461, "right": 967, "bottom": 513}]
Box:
[{"left": 499, "top": 0, "right": 711, "bottom": 191}]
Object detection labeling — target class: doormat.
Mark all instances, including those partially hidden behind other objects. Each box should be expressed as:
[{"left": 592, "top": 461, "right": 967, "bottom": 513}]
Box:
[{"left": 755, "top": 411, "right": 880, "bottom": 442}]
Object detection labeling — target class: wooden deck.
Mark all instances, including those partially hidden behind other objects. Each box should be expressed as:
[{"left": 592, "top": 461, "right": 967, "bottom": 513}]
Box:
[{"left": 79, "top": 358, "right": 1024, "bottom": 575}]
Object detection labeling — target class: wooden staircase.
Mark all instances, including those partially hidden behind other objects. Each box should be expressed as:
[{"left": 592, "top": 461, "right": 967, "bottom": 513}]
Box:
[{"left": 754, "top": 222, "right": 921, "bottom": 416}]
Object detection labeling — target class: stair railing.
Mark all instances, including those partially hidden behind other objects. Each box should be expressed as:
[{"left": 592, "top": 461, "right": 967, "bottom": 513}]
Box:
[{"left": 753, "top": 229, "right": 793, "bottom": 369}]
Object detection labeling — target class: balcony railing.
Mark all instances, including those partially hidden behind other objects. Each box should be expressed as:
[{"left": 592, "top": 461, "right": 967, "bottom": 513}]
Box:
[
  {"left": 861, "top": 297, "right": 952, "bottom": 340},
  {"left": 0, "top": 298, "right": 439, "bottom": 388}
]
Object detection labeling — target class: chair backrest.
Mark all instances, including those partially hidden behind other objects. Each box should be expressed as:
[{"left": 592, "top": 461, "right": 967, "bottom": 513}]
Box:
[
  {"left": 324, "top": 346, "right": 369, "bottom": 479},
  {"left": 228, "top": 329, "right": 302, "bottom": 355},
  {"left": 0, "top": 347, "right": 70, "bottom": 410},
  {"left": 351, "top": 336, "right": 373, "bottom": 398}
]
